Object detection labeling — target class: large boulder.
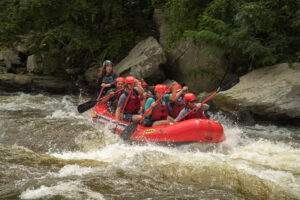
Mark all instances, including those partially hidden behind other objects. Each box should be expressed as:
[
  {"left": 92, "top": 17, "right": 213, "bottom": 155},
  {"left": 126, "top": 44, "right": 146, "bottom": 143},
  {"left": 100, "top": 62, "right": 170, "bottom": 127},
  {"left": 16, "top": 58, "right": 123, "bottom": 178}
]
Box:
[
  {"left": 115, "top": 36, "right": 166, "bottom": 83},
  {"left": 0, "top": 73, "right": 76, "bottom": 94},
  {"left": 0, "top": 50, "right": 20, "bottom": 71},
  {"left": 84, "top": 66, "right": 99, "bottom": 87},
  {"left": 153, "top": 8, "right": 170, "bottom": 47},
  {"left": 166, "top": 38, "right": 228, "bottom": 93},
  {"left": 153, "top": 8, "right": 227, "bottom": 93},
  {"left": 215, "top": 63, "right": 300, "bottom": 123}
]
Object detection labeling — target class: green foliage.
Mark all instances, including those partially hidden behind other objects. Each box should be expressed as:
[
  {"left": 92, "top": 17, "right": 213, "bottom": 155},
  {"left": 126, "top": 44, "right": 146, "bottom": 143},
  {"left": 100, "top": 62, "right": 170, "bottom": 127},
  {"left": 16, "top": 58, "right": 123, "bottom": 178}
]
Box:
[
  {"left": 162, "top": 0, "right": 300, "bottom": 71},
  {"left": 0, "top": 0, "right": 154, "bottom": 75}
]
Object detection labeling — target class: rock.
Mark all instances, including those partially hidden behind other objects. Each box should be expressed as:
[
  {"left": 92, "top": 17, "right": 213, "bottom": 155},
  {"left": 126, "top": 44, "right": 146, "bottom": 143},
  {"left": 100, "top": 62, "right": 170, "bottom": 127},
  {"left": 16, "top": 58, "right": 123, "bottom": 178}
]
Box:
[
  {"left": 26, "top": 55, "right": 38, "bottom": 72},
  {"left": 115, "top": 36, "right": 166, "bottom": 83},
  {"left": 153, "top": 8, "right": 170, "bottom": 47},
  {"left": 234, "top": 109, "right": 256, "bottom": 126},
  {"left": 0, "top": 73, "right": 32, "bottom": 91},
  {"left": 0, "top": 66, "right": 7, "bottom": 74},
  {"left": 84, "top": 66, "right": 99, "bottom": 86},
  {"left": 166, "top": 38, "right": 227, "bottom": 93},
  {"left": 0, "top": 50, "right": 20, "bottom": 71},
  {"left": 0, "top": 73, "right": 76, "bottom": 94},
  {"left": 215, "top": 63, "right": 300, "bottom": 122},
  {"left": 31, "top": 76, "right": 75, "bottom": 94}
]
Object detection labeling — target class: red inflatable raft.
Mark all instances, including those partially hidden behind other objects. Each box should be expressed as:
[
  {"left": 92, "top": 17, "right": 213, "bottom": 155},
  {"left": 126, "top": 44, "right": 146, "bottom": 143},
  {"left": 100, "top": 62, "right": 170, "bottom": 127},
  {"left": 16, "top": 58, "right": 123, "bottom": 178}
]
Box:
[{"left": 92, "top": 103, "right": 225, "bottom": 144}]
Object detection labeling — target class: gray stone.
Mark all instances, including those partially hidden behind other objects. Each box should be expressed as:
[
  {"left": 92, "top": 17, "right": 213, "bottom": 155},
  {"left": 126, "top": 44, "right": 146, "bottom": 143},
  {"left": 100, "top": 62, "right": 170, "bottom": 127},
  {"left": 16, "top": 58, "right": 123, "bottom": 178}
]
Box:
[
  {"left": 26, "top": 55, "right": 38, "bottom": 72},
  {"left": 0, "top": 50, "right": 19, "bottom": 70},
  {"left": 166, "top": 38, "right": 227, "bottom": 93},
  {"left": 0, "top": 73, "right": 76, "bottom": 94},
  {"left": 215, "top": 63, "right": 300, "bottom": 121},
  {"left": 115, "top": 36, "right": 166, "bottom": 82},
  {"left": 84, "top": 66, "right": 99, "bottom": 86}
]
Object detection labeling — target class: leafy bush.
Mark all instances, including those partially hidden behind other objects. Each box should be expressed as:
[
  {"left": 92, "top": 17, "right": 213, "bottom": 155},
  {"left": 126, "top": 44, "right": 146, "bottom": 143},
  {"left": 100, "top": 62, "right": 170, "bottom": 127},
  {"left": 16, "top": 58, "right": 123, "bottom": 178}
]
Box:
[
  {"left": 162, "top": 0, "right": 300, "bottom": 71},
  {"left": 0, "top": 0, "right": 154, "bottom": 75}
]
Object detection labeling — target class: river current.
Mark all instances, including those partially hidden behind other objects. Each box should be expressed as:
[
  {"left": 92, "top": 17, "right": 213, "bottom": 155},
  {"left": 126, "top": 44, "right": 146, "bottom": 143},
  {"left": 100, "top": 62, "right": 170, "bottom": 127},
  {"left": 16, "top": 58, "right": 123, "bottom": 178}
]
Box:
[{"left": 0, "top": 91, "right": 299, "bottom": 200}]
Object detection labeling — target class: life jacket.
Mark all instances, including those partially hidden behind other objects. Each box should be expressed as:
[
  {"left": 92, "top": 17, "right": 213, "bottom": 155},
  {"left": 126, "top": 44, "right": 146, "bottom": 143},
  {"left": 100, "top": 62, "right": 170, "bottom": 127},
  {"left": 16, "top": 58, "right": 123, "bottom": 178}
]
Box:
[
  {"left": 150, "top": 99, "right": 168, "bottom": 121},
  {"left": 123, "top": 90, "right": 141, "bottom": 114},
  {"left": 185, "top": 106, "right": 206, "bottom": 120},
  {"left": 170, "top": 99, "right": 185, "bottom": 118}
]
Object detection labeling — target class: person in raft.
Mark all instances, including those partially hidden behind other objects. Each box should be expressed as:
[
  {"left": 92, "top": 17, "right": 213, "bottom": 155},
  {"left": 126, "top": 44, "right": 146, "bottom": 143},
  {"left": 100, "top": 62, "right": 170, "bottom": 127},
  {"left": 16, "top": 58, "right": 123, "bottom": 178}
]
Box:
[
  {"left": 175, "top": 93, "right": 209, "bottom": 121},
  {"left": 143, "top": 82, "right": 180, "bottom": 127},
  {"left": 115, "top": 76, "right": 145, "bottom": 124},
  {"left": 103, "top": 77, "right": 126, "bottom": 114},
  {"left": 138, "top": 79, "right": 153, "bottom": 113},
  {"left": 96, "top": 60, "right": 119, "bottom": 97},
  {"left": 168, "top": 84, "right": 189, "bottom": 118}
]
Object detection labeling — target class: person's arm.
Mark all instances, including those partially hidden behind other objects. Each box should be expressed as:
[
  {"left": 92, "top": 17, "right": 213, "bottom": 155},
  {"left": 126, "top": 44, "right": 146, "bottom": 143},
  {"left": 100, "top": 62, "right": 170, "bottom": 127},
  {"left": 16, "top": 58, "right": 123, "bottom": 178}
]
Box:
[
  {"left": 144, "top": 98, "right": 155, "bottom": 116},
  {"left": 134, "top": 78, "right": 144, "bottom": 95},
  {"left": 115, "top": 94, "right": 126, "bottom": 123},
  {"left": 175, "top": 108, "right": 188, "bottom": 121},
  {"left": 169, "top": 82, "right": 178, "bottom": 102},
  {"left": 173, "top": 86, "right": 188, "bottom": 102}
]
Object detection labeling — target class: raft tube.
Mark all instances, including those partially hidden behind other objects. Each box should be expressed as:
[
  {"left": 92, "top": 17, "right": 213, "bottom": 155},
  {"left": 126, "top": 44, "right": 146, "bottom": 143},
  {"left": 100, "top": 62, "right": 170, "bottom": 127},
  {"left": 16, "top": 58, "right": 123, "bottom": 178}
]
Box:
[{"left": 92, "top": 103, "right": 225, "bottom": 144}]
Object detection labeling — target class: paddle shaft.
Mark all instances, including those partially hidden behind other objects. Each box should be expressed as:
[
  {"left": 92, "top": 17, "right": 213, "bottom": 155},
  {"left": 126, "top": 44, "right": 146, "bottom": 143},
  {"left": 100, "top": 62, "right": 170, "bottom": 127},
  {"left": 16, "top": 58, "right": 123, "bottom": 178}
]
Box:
[
  {"left": 99, "top": 88, "right": 124, "bottom": 102},
  {"left": 115, "top": 84, "right": 135, "bottom": 129},
  {"left": 140, "top": 90, "right": 169, "bottom": 121},
  {"left": 97, "top": 87, "right": 104, "bottom": 100},
  {"left": 176, "top": 91, "right": 217, "bottom": 122}
]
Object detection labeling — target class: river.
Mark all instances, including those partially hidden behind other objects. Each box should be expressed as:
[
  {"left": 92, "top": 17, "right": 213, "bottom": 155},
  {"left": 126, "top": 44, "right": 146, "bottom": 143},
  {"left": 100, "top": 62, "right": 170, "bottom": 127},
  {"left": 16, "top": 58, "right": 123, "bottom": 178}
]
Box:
[{"left": 0, "top": 91, "right": 299, "bottom": 200}]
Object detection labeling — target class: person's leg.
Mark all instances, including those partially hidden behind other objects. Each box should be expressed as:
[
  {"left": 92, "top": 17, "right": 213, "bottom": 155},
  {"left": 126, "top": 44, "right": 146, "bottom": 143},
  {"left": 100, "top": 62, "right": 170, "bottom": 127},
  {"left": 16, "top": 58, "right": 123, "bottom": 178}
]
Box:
[
  {"left": 167, "top": 116, "right": 175, "bottom": 123},
  {"left": 152, "top": 119, "right": 171, "bottom": 126},
  {"left": 132, "top": 114, "right": 142, "bottom": 122}
]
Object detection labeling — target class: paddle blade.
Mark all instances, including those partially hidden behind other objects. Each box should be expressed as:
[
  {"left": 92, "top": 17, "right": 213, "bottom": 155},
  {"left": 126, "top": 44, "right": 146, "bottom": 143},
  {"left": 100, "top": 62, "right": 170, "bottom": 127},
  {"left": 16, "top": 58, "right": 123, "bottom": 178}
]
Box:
[
  {"left": 218, "top": 74, "right": 240, "bottom": 92},
  {"left": 77, "top": 100, "right": 98, "bottom": 113},
  {"left": 120, "top": 121, "right": 139, "bottom": 140}
]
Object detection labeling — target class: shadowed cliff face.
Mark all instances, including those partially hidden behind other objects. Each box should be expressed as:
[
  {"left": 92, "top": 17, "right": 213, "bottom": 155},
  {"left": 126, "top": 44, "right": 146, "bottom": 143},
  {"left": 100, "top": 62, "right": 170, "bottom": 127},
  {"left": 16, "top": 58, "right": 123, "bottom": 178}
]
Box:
[
  {"left": 215, "top": 63, "right": 300, "bottom": 125},
  {"left": 0, "top": 92, "right": 300, "bottom": 200}
]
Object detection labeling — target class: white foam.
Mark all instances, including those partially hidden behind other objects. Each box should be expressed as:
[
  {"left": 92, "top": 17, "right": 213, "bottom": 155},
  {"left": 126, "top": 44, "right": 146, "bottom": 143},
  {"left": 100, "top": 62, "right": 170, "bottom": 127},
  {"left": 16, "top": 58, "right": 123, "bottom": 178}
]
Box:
[
  {"left": 20, "top": 181, "right": 104, "bottom": 200},
  {"left": 49, "top": 164, "right": 95, "bottom": 177}
]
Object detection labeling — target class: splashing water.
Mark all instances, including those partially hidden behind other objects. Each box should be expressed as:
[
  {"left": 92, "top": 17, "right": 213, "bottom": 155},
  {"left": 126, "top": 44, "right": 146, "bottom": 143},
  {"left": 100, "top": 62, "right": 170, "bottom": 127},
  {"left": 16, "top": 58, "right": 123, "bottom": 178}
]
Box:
[{"left": 0, "top": 92, "right": 299, "bottom": 200}]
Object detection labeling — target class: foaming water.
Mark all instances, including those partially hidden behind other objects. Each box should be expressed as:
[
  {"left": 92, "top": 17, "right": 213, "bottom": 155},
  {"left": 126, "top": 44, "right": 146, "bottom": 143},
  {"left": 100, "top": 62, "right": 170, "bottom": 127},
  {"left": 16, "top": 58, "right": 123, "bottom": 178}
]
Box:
[{"left": 1, "top": 92, "right": 300, "bottom": 199}]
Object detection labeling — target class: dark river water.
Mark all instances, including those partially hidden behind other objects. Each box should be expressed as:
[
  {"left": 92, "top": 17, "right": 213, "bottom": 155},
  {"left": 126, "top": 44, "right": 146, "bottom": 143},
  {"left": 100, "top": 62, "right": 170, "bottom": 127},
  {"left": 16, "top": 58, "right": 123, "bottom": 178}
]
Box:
[{"left": 0, "top": 91, "right": 299, "bottom": 200}]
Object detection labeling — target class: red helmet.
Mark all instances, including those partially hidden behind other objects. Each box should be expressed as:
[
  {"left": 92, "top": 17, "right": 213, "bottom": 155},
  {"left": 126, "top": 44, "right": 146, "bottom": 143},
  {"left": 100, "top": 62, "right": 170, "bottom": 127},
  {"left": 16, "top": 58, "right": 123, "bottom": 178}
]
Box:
[
  {"left": 116, "top": 77, "right": 125, "bottom": 83},
  {"left": 184, "top": 93, "right": 196, "bottom": 102},
  {"left": 162, "top": 85, "right": 169, "bottom": 92},
  {"left": 142, "top": 81, "right": 148, "bottom": 87},
  {"left": 170, "top": 84, "right": 182, "bottom": 92},
  {"left": 154, "top": 84, "right": 165, "bottom": 92},
  {"left": 125, "top": 76, "right": 135, "bottom": 84}
]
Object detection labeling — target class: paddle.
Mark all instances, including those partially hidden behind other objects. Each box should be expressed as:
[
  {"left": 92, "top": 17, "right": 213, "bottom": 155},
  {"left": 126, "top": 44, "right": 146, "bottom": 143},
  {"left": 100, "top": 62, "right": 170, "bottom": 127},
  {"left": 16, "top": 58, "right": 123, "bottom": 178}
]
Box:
[
  {"left": 176, "top": 74, "right": 240, "bottom": 122},
  {"left": 97, "top": 87, "right": 104, "bottom": 100},
  {"left": 120, "top": 89, "right": 169, "bottom": 140},
  {"left": 114, "top": 83, "right": 135, "bottom": 132},
  {"left": 77, "top": 88, "right": 124, "bottom": 113}
]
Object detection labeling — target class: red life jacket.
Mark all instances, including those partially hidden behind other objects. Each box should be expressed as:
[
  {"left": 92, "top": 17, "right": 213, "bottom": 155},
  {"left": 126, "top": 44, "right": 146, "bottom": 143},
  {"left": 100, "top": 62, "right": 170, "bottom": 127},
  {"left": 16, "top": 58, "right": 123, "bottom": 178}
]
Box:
[
  {"left": 170, "top": 100, "right": 185, "bottom": 118},
  {"left": 124, "top": 91, "right": 141, "bottom": 114},
  {"left": 185, "top": 106, "right": 206, "bottom": 120},
  {"left": 150, "top": 100, "right": 168, "bottom": 121}
]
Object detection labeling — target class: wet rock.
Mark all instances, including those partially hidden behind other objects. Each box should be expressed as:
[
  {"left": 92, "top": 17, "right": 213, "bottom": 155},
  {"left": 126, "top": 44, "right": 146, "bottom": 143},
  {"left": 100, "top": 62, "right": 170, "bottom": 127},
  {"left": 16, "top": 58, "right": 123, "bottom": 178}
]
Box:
[
  {"left": 84, "top": 66, "right": 98, "bottom": 87},
  {"left": 153, "top": 8, "right": 170, "bottom": 47},
  {"left": 0, "top": 73, "right": 32, "bottom": 91},
  {"left": 0, "top": 50, "right": 20, "bottom": 71},
  {"left": 0, "top": 73, "right": 76, "bottom": 94},
  {"left": 234, "top": 109, "right": 256, "bottom": 126},
  {"left": 115, "top": 36, "right": 166, "bottom": 83},
  {"left": 26, "top": 55, "right": 39, "bottom": 73},
  {"left": 165, "top": 38, "right": 227, "bottom": 93},
  {"left": 215, "top": 63, "right": 300, "bottom": 123}
]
